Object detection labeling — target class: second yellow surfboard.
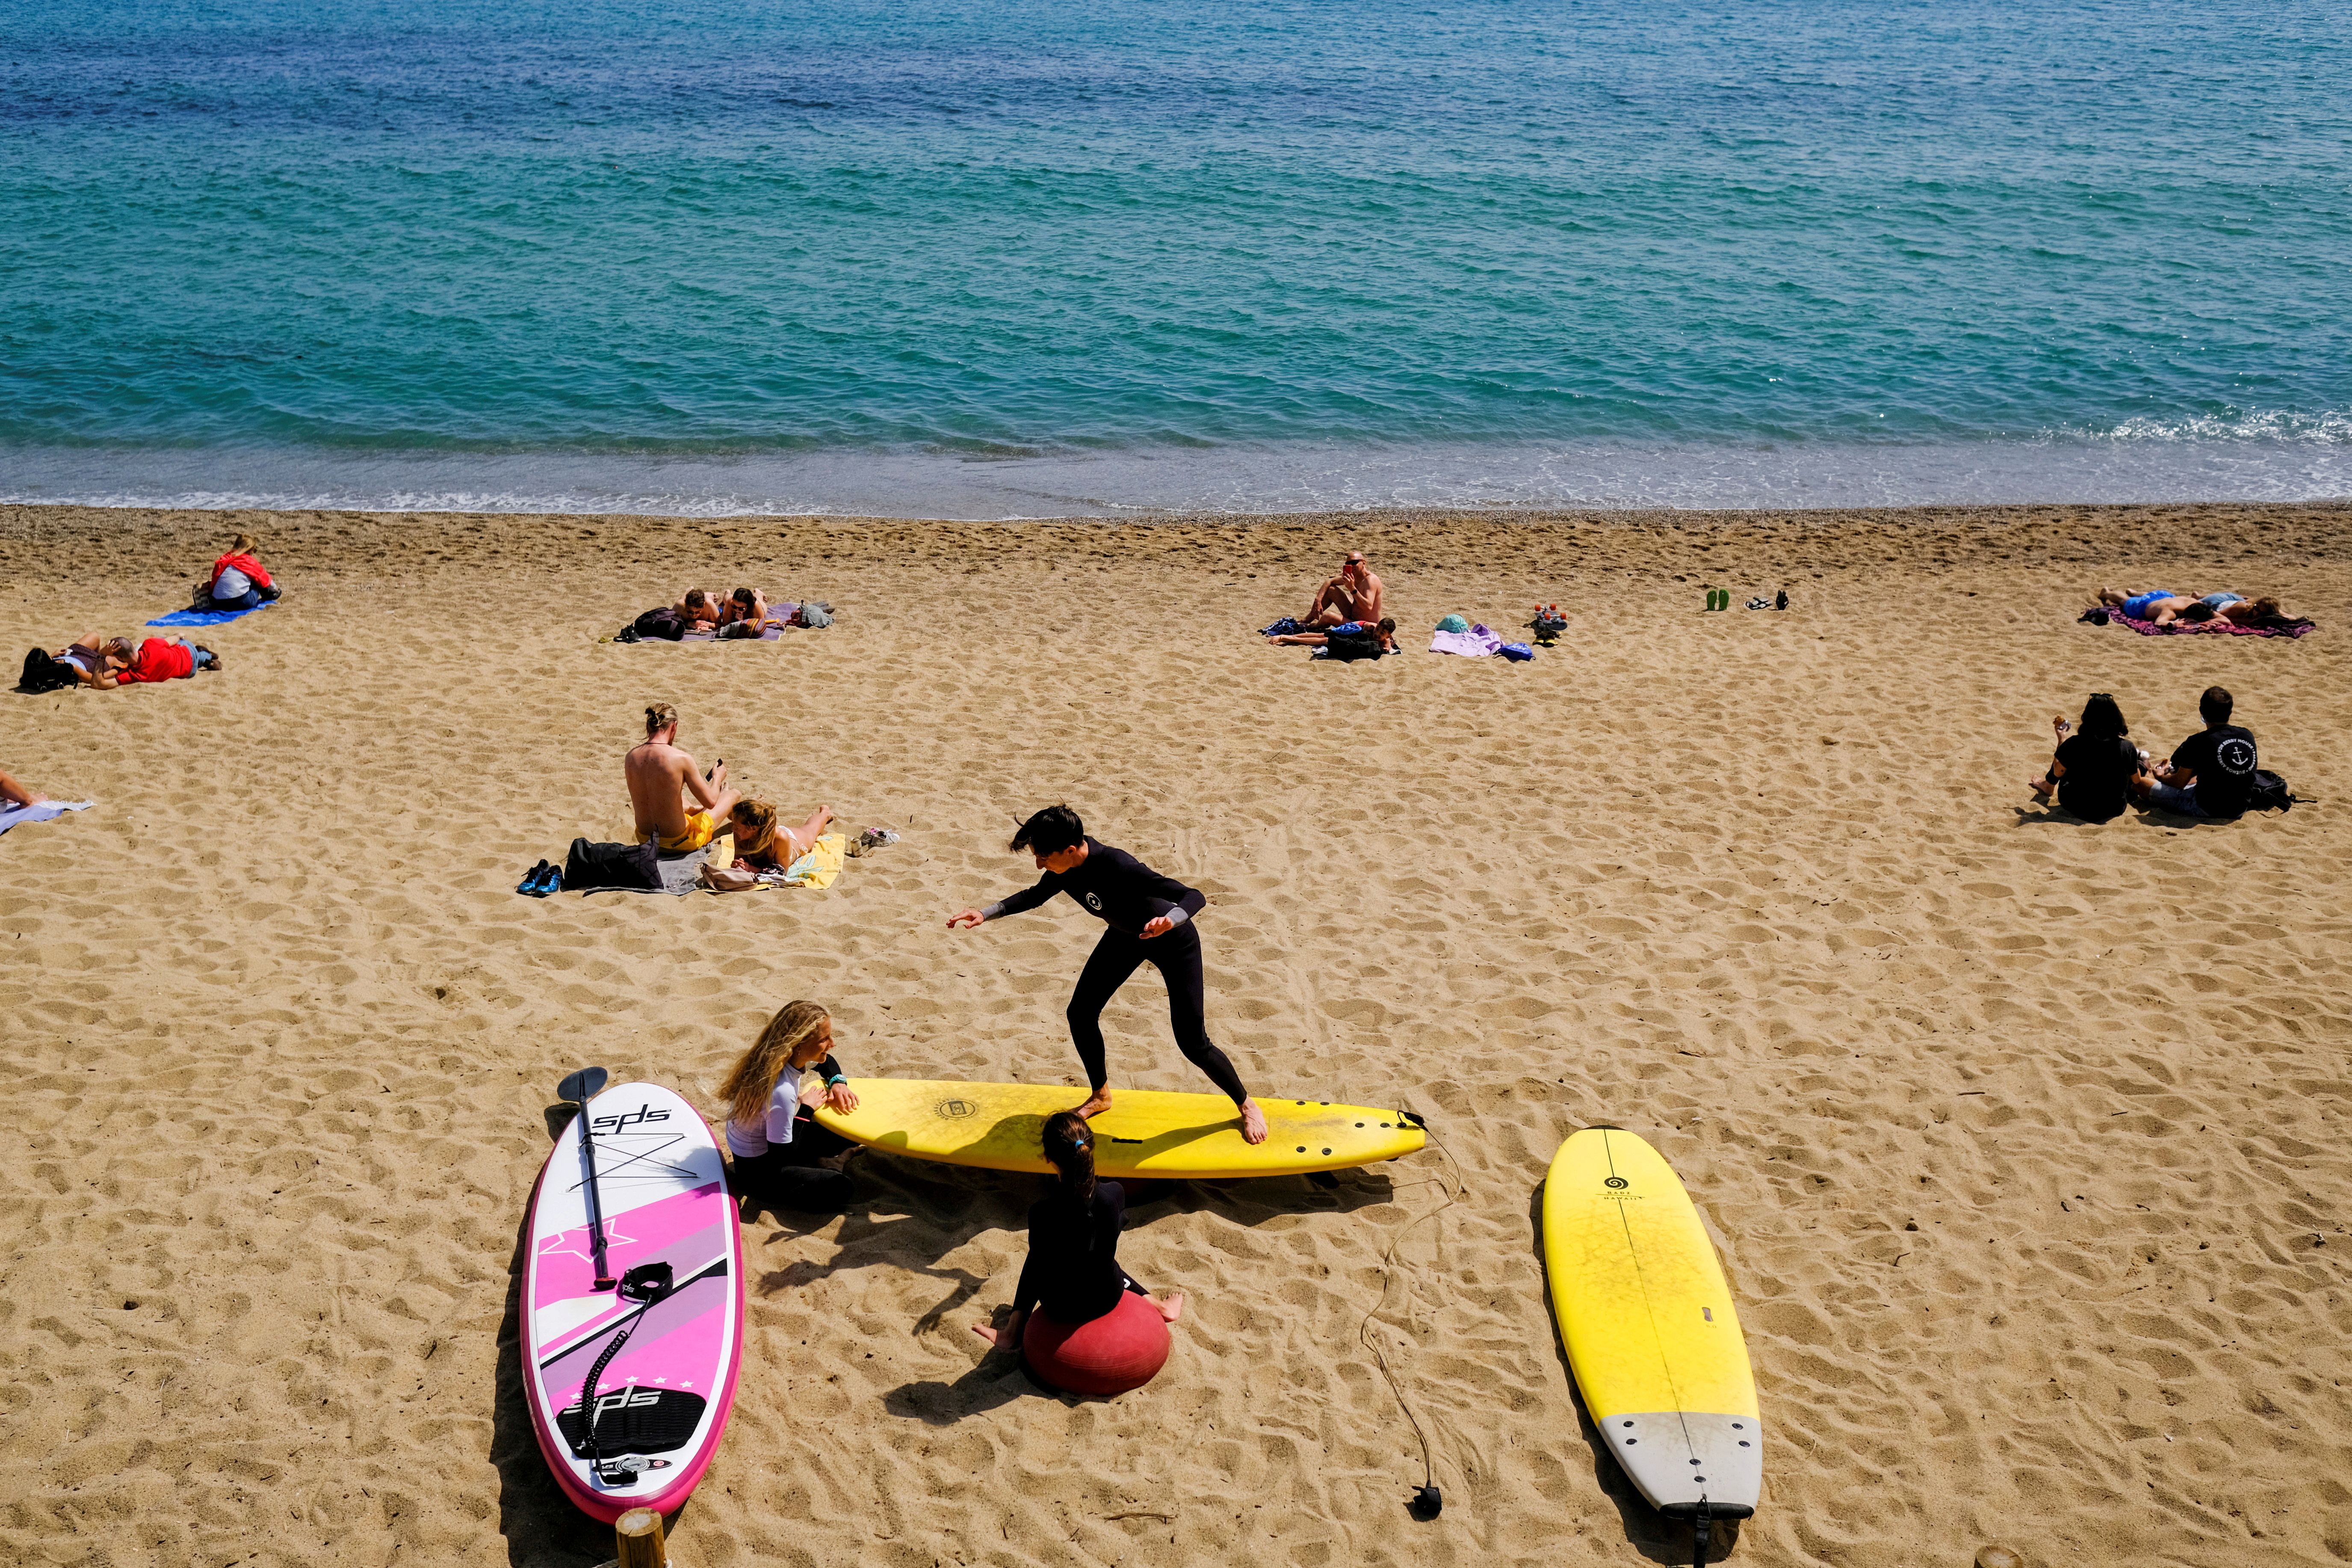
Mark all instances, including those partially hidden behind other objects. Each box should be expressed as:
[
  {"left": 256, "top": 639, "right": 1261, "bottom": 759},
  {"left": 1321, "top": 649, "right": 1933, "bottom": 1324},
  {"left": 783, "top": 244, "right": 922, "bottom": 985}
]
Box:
[
  {"left": 1543, "top": 1126, "right": 1763, "bottom": 1519},
  {"left": 814, "top": 1078, "right": 1424, "bottom": 1179}
]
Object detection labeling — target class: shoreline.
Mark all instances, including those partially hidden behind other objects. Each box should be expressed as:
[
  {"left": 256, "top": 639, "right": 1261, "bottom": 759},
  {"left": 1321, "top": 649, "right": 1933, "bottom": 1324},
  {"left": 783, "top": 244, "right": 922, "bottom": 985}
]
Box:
[
  {"left": 4, "top": 436, "right": 2348, "bottom": 520},
  {"left": 2, "top": 500, "right": 2346, "bottom": 1568}
]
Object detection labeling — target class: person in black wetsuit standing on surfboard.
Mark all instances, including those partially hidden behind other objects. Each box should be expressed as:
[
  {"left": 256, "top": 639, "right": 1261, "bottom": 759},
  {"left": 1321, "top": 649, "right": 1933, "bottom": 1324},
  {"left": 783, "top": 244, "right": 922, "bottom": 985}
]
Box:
[{"left": 947, "top": 804, "right": 1269, "bottom": 1145}]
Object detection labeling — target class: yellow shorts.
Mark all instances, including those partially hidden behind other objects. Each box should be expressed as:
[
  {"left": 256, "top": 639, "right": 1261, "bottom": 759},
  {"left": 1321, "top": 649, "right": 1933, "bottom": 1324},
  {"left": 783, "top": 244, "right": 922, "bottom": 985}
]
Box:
[{"left": 636, "top": 810, "right": 716, "bottom": 854}]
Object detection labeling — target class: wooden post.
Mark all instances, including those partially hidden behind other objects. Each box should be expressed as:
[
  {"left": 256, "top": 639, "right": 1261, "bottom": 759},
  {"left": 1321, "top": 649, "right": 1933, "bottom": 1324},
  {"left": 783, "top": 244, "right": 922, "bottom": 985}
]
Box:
[{"left": 615, "top": 1507, "right": 666, "bottom": 1568}]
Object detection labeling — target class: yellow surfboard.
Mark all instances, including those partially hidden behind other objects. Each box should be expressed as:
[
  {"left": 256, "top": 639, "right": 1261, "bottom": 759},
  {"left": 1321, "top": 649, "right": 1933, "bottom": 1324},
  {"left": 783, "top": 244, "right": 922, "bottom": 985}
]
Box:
[
  {"left": 813, "top": 1079, "right": 1424, "bottom": 1180},
  {"left": 1542, "top": 1127, "right": 1762, "bottom": 1520}
]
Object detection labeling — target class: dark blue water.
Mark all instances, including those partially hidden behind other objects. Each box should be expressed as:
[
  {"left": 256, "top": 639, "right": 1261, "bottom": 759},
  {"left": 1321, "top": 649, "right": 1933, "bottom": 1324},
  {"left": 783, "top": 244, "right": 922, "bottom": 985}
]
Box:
[{"left": 4, "top": 0, "right": 2349, "bottom": 515}]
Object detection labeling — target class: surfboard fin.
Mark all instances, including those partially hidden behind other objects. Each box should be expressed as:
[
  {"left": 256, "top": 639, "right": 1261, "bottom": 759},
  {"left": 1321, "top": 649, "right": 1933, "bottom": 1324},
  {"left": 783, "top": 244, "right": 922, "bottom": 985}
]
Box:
[{"left": 1692, "top": 1500, "right": 1711, "bottom": 1567}]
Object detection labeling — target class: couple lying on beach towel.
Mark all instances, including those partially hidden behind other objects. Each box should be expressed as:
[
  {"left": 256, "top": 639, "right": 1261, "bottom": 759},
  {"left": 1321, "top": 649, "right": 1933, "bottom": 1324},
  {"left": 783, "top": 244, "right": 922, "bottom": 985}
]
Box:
[
  {"left": 2086, "top": 586, "right": 2314, "bottom": 636},
  {"left": 619, "top": 587, "right": 833, "bottom": 642},
  {"left": 19, "top": 633, "right": 222, "bottom": 692}
]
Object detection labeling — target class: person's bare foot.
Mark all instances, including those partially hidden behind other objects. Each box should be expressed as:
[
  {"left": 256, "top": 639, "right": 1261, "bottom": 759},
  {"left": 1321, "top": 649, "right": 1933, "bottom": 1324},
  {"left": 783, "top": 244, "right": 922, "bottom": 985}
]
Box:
[
  {"left": 1238, "top": 1098, "right": 1268, "bottom": 1145},
  {"left": 1154, "top": 1291, "right": 1185, "bottom": 1324},
  {"left": 1075, "top": 1088, "right": 1113, "bottom": 1121},
  {"left": 818, "top": 1146, "right": 862, "bottom": 1174}
]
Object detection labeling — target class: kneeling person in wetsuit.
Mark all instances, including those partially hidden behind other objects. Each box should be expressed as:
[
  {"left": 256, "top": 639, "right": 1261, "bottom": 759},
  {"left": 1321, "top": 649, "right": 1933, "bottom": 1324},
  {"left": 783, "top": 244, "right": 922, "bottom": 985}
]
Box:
[
  {"left": 972, "top": 1110, "right": 1184, "bottom": 1355},
  {"left": 947, "top": 804, "right": 1269, "bottom": 1145},
  {"left": 714, "top": 999, "right": 861, "bottom": 1214}
]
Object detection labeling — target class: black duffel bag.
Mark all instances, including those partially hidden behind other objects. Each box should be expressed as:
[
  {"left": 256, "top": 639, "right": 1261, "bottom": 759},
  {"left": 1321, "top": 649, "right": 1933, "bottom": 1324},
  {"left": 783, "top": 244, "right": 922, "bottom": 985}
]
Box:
[{"left": 564, "top": 837, "right": 662, "bottom": 892}]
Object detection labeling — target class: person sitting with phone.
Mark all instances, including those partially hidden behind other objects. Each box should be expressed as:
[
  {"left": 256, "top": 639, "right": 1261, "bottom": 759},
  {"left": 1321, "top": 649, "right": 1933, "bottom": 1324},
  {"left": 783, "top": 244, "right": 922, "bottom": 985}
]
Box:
[
  {"left": 624, "top": 702, "right": 737, "bottom": 853},
  {"left": 2027, "top": 694, "right": 2142, "bottom": 822}
]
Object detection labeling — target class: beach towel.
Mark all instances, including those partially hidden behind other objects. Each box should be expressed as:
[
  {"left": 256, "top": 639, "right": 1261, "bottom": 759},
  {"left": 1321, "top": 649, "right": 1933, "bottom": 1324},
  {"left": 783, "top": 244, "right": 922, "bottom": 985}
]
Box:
[
  {"left": 148, "top": 601, "right": 272, "bottom": 628},
  {"left": 698, "top": 831, "right": 849, "bottom": 893},
  {"left": 781, "top": 832, "right": 848, "bottom": 888},
  {"left": 1429, "top": 623, "right": 1504, "bottom": 657},
  {"left": 2104, "top": 610, "right": 2316, "bottom": 639},
  {"left": 0, "top": 799, "right": 92, "bottom": 836}
]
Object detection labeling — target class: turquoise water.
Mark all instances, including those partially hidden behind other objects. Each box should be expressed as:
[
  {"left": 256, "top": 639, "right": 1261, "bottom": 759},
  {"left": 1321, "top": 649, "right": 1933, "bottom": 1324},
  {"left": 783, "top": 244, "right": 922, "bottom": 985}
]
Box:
[{"left": 4, "top": 0, "right": 2349, "bottom": 515}]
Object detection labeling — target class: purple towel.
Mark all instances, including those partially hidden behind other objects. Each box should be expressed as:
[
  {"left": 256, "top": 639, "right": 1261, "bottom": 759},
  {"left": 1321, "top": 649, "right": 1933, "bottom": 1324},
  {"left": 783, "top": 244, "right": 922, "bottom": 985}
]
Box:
[{"left": 1429, "top": 623, "right": 1504, "bottom": 657}]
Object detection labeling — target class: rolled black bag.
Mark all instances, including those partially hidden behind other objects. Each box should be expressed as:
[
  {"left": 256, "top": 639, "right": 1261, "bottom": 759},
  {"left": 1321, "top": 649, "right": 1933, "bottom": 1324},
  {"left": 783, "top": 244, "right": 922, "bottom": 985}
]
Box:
[{"left": 631, "top": 608, "right": 688, "bottom": 641}]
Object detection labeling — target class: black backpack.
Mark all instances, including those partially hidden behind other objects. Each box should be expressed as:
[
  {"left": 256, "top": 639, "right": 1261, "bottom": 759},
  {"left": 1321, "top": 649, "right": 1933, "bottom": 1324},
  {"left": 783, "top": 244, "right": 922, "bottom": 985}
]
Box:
[
  {"left": 18, "top": 648, "right": 77, "bottom": 694},
  {"left": 2245, "top": 770, "right": 2309, "bottom": 813},
  {"left": 563, "top": 837, "right": 662, "bottom": 892},
  {"left": 631, "top": 608, "right": 688, "bottom": 642},
  {"left": 1324, "top": 627, "right": 1386, "bottom": 663}
]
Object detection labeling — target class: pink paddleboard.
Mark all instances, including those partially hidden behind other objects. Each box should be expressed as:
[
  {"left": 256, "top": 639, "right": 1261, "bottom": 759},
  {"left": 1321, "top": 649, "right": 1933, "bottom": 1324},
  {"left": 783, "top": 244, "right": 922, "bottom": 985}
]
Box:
[{"left": 523, "top": 1081, "right": 743, "bottom": 1522}]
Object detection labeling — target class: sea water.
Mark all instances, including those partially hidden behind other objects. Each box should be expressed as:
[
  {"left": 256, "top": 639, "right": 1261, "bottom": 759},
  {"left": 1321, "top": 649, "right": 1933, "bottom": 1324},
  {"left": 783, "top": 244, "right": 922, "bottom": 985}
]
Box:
[{"left": 3, "top": 0, "right": 2348, "bottom": 517}]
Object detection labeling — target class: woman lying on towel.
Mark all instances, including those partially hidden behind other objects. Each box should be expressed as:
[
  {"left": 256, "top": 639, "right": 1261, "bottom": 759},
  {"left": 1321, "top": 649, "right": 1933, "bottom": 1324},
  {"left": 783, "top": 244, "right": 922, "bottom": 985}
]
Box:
[
  {"left": 714, "top": 1000, "right": 863, "bottom": 1215},
  {"left": 726, "top": 798, "right": 836, "bottom": 871}
]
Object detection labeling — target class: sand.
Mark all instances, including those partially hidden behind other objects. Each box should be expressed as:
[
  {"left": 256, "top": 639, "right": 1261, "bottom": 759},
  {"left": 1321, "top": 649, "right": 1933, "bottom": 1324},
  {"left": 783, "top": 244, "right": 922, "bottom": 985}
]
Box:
[{"left": 1, "top": 499, "right": 2348, "bottom": 1568}]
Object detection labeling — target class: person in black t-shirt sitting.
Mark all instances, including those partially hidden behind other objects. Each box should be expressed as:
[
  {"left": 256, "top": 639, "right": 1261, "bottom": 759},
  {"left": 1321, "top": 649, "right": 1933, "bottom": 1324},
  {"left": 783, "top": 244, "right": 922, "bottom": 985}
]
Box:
[
  {"left": 2028, "top": 693, "right": 2143, "bottom": 823},
  {"left": 972, "top": 1110, "right": 1184, "bottom": 1355},
  {"left": 2130, "top": 685, "right": 2259, "bottom": 820}
]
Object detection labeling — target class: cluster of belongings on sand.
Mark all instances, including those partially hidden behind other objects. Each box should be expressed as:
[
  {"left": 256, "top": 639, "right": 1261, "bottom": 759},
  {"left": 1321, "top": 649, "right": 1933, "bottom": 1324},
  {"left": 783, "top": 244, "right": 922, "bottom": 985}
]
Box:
[{"left": 1429, "top": 614, "right": 1533, "bottom": 661}]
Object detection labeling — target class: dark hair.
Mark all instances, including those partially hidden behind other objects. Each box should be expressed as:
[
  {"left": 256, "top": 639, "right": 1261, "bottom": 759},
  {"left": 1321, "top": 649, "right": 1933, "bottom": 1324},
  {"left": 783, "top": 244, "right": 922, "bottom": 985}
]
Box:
[
  {"left": 2200, "top": 685, "right": 2233, "bottom": 725},
  {"left": 2181, "top": 602, "right": 2216, "bottom": 623},
  {"left": 1010, "top": 803, "right": 1085, "bottom": 856},
  {"left": 732, "top": 587, "right": 756, "bottom": 607},
  {"left": 684, "top": 589, "right": 707, "bottom": 609},
  {"left": 2078, "top": 693, "right": 2128, "bottom": 741},
  {"left": 1377, "top": 617, "right": 1396, "bottom": 634},
  {"left": 1042, "top": 1110, "right": 1096, "bottom": 1210}
]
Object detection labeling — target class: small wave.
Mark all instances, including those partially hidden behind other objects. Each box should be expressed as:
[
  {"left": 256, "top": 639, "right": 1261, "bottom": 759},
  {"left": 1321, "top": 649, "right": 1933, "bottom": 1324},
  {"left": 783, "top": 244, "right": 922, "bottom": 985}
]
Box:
[{"left": 2052, "top": 409, "right": 2352, "bottom": 446}]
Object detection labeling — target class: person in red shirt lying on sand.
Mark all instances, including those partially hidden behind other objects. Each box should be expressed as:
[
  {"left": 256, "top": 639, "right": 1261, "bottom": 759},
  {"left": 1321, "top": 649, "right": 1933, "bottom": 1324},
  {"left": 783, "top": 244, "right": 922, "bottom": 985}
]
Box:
[{"left": 93, "top": 636, "right": 221, "bottom": 687}]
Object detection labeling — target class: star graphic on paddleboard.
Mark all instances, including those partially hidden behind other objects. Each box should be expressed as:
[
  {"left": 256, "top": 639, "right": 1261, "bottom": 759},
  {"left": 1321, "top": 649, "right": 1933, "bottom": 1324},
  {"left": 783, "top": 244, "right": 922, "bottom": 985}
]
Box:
[{"left": 538, "top": 1221, "right": 638, "bottom": 1265}]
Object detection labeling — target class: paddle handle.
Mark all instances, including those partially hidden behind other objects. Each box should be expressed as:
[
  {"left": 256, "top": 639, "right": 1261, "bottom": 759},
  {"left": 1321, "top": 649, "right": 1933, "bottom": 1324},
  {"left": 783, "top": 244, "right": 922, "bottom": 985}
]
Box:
[{"left": 576, "top": 1098, "right": 616, "bottom": 1290}]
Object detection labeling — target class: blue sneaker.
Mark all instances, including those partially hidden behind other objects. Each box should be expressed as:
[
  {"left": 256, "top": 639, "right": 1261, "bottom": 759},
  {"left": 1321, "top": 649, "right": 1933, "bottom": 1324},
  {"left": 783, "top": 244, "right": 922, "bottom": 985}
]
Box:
[{"left": 518, "top": 859, "right": 551, "bottom": 897}]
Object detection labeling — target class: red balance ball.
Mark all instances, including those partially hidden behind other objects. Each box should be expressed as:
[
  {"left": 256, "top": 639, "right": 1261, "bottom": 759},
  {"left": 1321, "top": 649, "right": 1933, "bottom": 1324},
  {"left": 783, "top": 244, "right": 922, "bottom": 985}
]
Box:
[{"left": 1022, "top": 1290, "right": 1172, "bottom": 1396}]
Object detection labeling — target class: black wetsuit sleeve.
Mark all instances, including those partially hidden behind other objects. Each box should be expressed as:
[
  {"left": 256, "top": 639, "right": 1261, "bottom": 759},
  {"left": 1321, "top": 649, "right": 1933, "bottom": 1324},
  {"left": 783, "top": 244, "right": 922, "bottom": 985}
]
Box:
[
  {"left": 1109, "top": 847, "right": 1206, "bottom": 921},
  {"left": 813, "top": 1054, "right": 845, "bottom": 1083},
  {"left": 1011, "top": 1199, "right": 1053, "bottom": 1320},
  {"left": 986, "top": 874, "right": 1059, "bottom": 920}
]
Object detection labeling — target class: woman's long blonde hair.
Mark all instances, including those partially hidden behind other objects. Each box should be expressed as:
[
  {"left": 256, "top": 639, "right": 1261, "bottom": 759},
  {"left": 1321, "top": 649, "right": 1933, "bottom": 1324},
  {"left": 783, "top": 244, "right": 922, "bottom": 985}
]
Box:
[
  {"left": 228, "top": 532, "right": 258, "bottom": 555},
  {"left": 715, "top": 1000, "right": 829, "bottom": 1126},
  {"left": 730, "top": 799, "right": 778, "bottom": 861}
]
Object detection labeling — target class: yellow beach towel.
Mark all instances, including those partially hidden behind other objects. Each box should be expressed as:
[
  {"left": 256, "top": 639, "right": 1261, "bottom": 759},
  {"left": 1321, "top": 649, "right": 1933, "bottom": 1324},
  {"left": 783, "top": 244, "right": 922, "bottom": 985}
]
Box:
[{"left": 780, "top": 832, "right": 848, "bottom": 889}]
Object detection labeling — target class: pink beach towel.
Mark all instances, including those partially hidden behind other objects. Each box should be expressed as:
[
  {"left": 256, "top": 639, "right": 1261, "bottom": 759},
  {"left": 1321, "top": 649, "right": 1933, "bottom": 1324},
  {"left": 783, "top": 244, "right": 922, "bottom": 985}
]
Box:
[{"left": 2105, "top": 611, "right": 2316, "bottom": 639}]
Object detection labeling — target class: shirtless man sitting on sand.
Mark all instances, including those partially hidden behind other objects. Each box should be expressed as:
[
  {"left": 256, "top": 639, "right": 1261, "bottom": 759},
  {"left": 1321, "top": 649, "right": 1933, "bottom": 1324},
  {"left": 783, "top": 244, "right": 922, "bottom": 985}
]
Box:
[
  {"left": 1300, "top": 551, "right": 1384, "bottom": 629},
  {"left": 626, "top": 703, "right": 739, "bottom": 853}
]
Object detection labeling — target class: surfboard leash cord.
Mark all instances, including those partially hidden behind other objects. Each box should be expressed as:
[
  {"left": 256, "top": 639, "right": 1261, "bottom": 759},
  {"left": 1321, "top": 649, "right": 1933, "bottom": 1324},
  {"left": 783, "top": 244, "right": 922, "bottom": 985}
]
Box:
[{"left": 1354, "top": 1107, "right": 1464, "bottom": 1516}]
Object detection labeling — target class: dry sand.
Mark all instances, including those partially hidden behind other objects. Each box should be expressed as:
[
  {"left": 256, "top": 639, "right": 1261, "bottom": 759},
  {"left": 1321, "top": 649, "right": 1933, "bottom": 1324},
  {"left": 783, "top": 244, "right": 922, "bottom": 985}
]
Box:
[{"left": 1, "top": 500, "right": 2348, "bottom": 1568}]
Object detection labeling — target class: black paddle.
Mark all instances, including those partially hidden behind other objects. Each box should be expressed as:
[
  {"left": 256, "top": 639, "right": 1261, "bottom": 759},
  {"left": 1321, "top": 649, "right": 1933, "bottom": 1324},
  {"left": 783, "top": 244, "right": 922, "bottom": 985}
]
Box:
[{"left": 558, "top": 1067, "right": 616, "bottom": 1292}]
